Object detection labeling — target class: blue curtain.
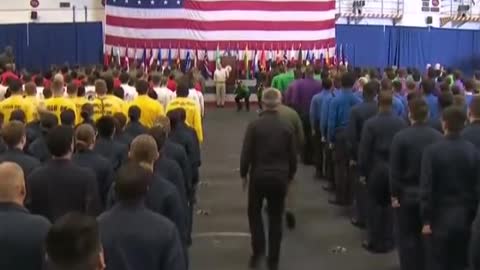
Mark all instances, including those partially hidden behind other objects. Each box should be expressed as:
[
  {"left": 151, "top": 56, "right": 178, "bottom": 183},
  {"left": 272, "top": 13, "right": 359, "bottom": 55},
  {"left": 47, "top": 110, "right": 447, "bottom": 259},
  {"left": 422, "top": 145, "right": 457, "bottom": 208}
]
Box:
[
  {"left": 1, "top": 22, "right": 480, "bottom": 72},
  {"left": 336, "top": 24, "right": 480, "bottom": 74},
  {"left": 0, "top": 22, "right": 103, "bottom": 71}
]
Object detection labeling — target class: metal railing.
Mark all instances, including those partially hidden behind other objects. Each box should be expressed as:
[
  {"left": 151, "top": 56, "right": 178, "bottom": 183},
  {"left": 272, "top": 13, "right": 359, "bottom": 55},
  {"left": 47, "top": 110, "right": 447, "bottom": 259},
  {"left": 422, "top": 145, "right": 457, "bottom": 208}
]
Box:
[
  {"left": 336, "top": 0, "right": 404, "bottom": 20},
  {"left": 439, "top": 0, "right": 480, "bottom": 25}
]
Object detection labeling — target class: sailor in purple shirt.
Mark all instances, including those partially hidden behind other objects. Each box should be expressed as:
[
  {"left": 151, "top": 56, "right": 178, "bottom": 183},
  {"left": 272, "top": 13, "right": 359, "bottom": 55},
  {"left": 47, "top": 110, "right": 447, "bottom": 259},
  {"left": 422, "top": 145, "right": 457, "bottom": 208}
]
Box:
[
  {"left": 453, "top": 70, "right": 465, "bottom": 94},
  {"left": 285, "top": 67, "right": 322, "bottom": 164}
]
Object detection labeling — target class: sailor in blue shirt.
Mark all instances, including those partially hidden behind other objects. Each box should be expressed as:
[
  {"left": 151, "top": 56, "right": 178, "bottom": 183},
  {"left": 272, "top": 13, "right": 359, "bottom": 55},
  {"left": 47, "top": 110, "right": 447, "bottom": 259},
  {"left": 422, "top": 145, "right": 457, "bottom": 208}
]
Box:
[
  {"left": 309, "top": 78, "right": 334, "bottom": 178},
  {"left": 381, "top": 79, "right": 406, "bottom": 117},
  {"left": 393, "top": 80, "right": 408, "bottom": 113},
  {"left": 421, "top": 79, "right": 440, "bottom": 121},
  {"left": 327, "top": 72, "right": 361, "bottom": 205},
  {"left": 319, "top": 80, "right": 339, "bottom": 190}
]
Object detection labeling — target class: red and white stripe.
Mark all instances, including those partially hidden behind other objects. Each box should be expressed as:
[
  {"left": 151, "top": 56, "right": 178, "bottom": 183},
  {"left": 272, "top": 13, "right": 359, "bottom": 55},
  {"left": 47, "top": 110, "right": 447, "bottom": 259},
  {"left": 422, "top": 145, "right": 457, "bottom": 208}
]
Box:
[{"left": 104, "top": 0, "right": 336, "bottom": 51}]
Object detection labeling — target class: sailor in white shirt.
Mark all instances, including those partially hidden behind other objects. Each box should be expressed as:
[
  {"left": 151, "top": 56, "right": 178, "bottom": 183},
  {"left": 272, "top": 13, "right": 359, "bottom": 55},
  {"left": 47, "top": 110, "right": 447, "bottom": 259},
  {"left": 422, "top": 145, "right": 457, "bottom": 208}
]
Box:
[
  {"left": 119, "top": 72, "right": 138, "bottom": 102},
  {"left": 152, "top": 73, "right": 174, "bottom": 110},
  {"left": 189, "top": 88, "right": 204, "bottom": 117},
  {"left": 214, "top": 64, "right": 228, "bottom": 107},
  {"left": 171, "top": 86, "right": 204, "bottom": 117}
]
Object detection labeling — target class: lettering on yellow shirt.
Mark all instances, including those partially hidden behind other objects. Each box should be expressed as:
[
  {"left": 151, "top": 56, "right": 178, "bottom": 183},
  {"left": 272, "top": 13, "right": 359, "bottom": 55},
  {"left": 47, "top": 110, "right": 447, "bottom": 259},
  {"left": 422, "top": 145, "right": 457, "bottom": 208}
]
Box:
[
  {"left": 69, "top": 96, "right": 89, "bottom": 124},
  {"left": 92, "top": 96, "right": 122, "bottom": 121},
  {"left": 44, "top": 97, "right": 77, "bottom": 124},
  {"left": 129, "top": 95, "right": 165, "bottom": 128},
  {"left": 0, "top": 95, "right": 36, "bottom": 123},
  {"left": 24, "top": 96, "right": 41, "bottom": 121},
  {"left": 166, "top": 97, "right": 203, "bottom": 143}
]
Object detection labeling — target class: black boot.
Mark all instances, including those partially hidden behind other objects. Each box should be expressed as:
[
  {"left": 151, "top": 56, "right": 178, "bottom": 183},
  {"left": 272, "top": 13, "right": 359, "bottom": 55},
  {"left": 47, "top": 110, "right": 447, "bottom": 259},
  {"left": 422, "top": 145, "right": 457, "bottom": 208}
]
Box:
[{"left": 285, "top": 211, "right": 296, "bottom": 230}]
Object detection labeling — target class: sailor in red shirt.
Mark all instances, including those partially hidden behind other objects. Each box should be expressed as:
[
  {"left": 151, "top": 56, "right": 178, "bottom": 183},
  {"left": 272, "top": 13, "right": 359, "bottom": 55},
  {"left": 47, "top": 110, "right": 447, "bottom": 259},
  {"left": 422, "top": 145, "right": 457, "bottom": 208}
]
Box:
[
  {"left": 1, "top": 64, "right": 18, "bottom": 85},
  {"left": 166, "top": 74, "right": 177, "bottom": 91}
]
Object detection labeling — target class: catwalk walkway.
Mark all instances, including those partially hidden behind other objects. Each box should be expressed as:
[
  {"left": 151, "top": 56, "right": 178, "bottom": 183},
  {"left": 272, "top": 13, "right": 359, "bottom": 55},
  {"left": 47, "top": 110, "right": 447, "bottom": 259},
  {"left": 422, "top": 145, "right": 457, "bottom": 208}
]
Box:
[{"left": 190, "top": 108, "right": 398, "bottom": 270}]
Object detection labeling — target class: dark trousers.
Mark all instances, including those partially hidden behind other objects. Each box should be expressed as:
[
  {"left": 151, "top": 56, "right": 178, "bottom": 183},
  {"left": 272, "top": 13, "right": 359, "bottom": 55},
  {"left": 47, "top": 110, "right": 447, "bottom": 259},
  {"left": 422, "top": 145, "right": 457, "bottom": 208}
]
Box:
[
  {"left": 366, "top": 162, "right": 394, "bottom": 250},
  {"left": 395, "top": 203, "right": 428, "bottom": 270},
  {"left": 248, "top": 176, "right": 287, "bottom": 264},
  {"left": 187, "top": 167, "right": 200, "bottom": 245},
  {"left": 333, "top": 129, "right": 352, "bottom": 205},
  {"left": 430, "top": 207, "right": 472, "bottom": 270},
  {"left": 299, "top": 113, "right": 313, "bottom": 165},
  {"left": 257, "top": 90, "right": 263, "bottom": 110},
  {"left": 313, "top": 127, "right": 324, "bottom": 177},
  {"left": 366, "top": 194, "right": 394, "bottom": 250},
  {"left": 235, "top": 93, "right": 250, "bottom": 111},
  {"left": 324, "top": 145, "right": 335, "bottom": 187},
  {"left": 351, "top": 166, "right": 367, "bottom": 225}
]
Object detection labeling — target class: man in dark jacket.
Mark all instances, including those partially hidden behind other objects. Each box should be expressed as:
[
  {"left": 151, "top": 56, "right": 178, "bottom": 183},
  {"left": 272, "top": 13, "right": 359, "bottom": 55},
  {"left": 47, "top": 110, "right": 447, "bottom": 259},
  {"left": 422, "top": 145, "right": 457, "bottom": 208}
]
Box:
[
  {"left": 0, "top": 162, "right": 51, "bottom": 270},
  {"left": 94, "top": 116, "right": 128, "bottom": 170},
  {"left": 346, "top": 81, "right": 379, "bottom": 228},
  {"left": 390, "top": 98, "right": 443, "bottom": 270},
  {"left": 0, "top": 121, "right": 40, "bottom": 177},
  {"left": 73, "top": 124, "right": 114, "bottom": 209},
  {"left": 28, "top": 112, "right": 58, "bottom": 162},
  {"left": 27, "top": 126, "right": 101, "bottom": 221},
  {"left": 125, "top": 105, "right": 147, "bottom": 138},
  {"left": 107, "top": 135, "right": 187, "bottom": 246},
  {"left": 462, "top": 95, "right": 480, "bottom": 149},
  {"left": 421, "top": 106, "right": 480, "bottom": 270},
  {"left": 358, "top": 92, "right": 407, "bottom": 253},
  {"left": 240, "top": 88, "right": 297, "bottom": 270},
  {"left": 99, "top": 162, "right": 186, "bottom": 270},
  {"left": 46, "top": 213, "right": 105, "bottom": 270}
]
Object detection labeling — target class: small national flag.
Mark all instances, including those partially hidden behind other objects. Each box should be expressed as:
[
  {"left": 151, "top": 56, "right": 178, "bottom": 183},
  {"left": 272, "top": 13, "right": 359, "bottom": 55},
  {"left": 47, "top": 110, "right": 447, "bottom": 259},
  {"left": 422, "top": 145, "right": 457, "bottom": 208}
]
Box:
[
  {"left": 267, "top": 47, "right": 273, "bottom": 70},
  {"left": 156, "top": 48, "right": 162, "bottom": 67},
  {"left": 298, "top": 44, "right": 303, "bottom": 64},
  {"left": 193, "top": 49, "right": 198, "bottom": 69},
  {"left": 283, "top": 49, "right": 288, "bottom": 64},
  {"left": 175, "top": 48, "right": 181, "bottom": 67},
  {"left": 149, "top": 49, "right": 156, "bottom": 68},
  {"left": 252, "top": 49, "right": 259, "bottom": 74},
  {"left": 326, "top": 46, "right": 330, "bottom": 66},
  {"left": 115, "top": 46, "right": 121, "bottom": 66},
  {"left": 124, "top": 46, "right": 130, "bottom": 71},
  {"left": 215, "top": 44, "right": 221, "bottom": 68},
  {"left": 103, "top": 45, "right": 110, "bottom": 67},
  {"left": 319, "top": 47, "right": 324, "bottom": 67},
  {"left": 167, "top": 47, "right": 172, "bottom": 68},
  {"left": 202, "top": 49, "right": 212, "bottom": 78},
  {"left": 185, "top": 50, "right": 192, "bottom": 71},
  {"left": 244, "top": 45, "right": 249, "bottom": 79},
  {"left": 305, "top": 50, "right": 310, "bottom": 66},
  {"left": 289, "top": 45, "right": 295, "bottom": 62},
  {"left": 141, "top": 47, "right": 146, "bottom": 69},
  {"left": 260, "top": 49, "right": 266, "bottom": 70},
  {"left": 311, "top": 46, "right": 316, "bottom": 65}
]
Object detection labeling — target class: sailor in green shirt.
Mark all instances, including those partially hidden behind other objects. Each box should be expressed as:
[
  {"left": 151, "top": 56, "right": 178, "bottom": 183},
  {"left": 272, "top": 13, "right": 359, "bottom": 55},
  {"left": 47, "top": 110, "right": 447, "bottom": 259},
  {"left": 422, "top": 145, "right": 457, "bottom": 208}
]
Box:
[
  {"left": 234, "top": 80, "right": 250, "bottom": 111},
  {"left": 271, "top": 69, "right": 295, "bottom": 93}
]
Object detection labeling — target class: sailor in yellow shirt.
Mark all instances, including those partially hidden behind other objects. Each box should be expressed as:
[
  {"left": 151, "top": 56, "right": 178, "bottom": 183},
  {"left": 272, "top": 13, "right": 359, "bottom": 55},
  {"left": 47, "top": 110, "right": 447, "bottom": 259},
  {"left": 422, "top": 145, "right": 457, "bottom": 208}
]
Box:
[
  {"left": 66, "top": 82, "right": 88, "bottom": 124},
  {"left": 92, "top": 79, "right": 122, "bottom": 121},
  {"left": 44, "top": 78, "right": 77, "bottom": 124},
  {"left": 23, "top": 82, "right": 42, "bottom": 121},
  {"left": 166, "top": 78, "right": 203, "bottom": 143},
  {"left": 0, "top": 79, "right": 35, "bottom": 123},
  {"left": 129, "top": 80, "right": 164, "bottom": 128},
  {"left": 104, "top": 75, "right": 128, "bottom": 115}
]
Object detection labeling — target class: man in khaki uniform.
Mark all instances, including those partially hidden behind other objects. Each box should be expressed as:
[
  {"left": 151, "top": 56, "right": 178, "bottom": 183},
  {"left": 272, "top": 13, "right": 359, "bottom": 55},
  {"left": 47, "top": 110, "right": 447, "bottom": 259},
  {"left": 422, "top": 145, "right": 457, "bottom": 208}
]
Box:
[{"left": 214, "top": 64, "right": 228, "bottom": 107}]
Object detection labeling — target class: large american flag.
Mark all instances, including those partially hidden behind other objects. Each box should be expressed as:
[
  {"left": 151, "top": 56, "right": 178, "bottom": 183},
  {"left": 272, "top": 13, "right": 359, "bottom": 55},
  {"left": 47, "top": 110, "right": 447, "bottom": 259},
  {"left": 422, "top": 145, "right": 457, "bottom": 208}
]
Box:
[{"left": 104, "top": 0, "right": 336, "bottom": 59}]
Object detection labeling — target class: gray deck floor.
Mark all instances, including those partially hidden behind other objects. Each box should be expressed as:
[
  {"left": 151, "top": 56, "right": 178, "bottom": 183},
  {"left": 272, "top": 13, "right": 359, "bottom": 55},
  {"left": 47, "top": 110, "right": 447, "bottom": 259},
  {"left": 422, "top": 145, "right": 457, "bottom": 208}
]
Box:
[{"left": 190, "top": 108, "right": 398, "bottom": 270}]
